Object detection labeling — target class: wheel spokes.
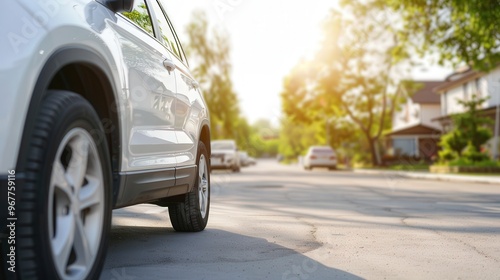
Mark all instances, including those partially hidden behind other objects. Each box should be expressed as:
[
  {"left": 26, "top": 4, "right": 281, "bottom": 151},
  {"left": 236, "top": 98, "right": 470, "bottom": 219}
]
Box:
[
  {"left": 198, "top": 155, "right": 208, "bottom": 218},
  {"left": 52, "top": 161, "right": 74, "bottom": 199},
  {"left": 52, "top": 214, "right": 75, "bottom": 275},
  {"left": 79, "top": 175, "right": 101, "bottom": 211},
  {"left": 66, "top": 136, "right": 90, "bottom": 193},
  {"left": 73, "top": 214, "right": 93, "bottom": 267},
  {"left": 49, "top": 128, "right": 104, "bottom": 280}
]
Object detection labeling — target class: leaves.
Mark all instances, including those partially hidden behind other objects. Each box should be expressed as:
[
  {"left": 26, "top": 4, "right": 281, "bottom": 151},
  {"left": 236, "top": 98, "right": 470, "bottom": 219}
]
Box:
[
  {"left": 185, "top": 11, "right": 241, "bottom": 140},
  {"left": 280, "top": 5, "right": 406, "bottom": 165},
  {"left": 382, "top": 0, "right": 500, "bottom": 71},
  {"left": 439, "top": 95, "right": 493, "bottom": 163}
]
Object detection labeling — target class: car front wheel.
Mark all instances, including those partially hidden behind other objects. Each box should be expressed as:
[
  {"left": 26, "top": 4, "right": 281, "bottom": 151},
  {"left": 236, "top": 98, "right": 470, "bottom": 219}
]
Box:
[{"left": 18, "top": 91, "right": 112, "bottom": 280}]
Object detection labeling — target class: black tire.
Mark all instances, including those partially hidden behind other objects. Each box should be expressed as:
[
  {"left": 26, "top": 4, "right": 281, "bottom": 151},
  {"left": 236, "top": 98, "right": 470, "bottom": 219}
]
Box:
[
  {"left": 18, "top": 91, "right": 112, "bottom": 280},
  {"left": 169, "top": 141, "right": 210, "bottom": 232}
]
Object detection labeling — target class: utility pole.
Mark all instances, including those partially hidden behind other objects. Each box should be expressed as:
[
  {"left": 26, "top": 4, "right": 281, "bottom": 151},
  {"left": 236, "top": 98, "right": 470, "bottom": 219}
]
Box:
[{"left": 493, "top": 78, "right": 500, "bottom": 160}]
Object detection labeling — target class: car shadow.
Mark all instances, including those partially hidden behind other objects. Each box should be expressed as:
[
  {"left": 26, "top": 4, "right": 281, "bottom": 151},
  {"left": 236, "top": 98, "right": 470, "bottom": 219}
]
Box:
[{"left": 101, "top": 225, "right": 363, "bottom": 280}]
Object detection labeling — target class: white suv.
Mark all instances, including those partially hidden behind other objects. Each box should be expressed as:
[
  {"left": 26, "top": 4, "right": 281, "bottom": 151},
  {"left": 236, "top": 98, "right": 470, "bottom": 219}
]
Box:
[{"left": 0, "top": 1, "right": 211, "bottom": 279}]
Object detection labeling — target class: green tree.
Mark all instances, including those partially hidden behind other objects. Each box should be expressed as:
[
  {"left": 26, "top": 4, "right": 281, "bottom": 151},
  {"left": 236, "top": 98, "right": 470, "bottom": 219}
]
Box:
[
  {"left": 280, "top": 62, "right": 324, "bottom": 161},
  {"left": 312, "top": 8, "right": 405, "bottom": 166},
  {"left": 280, "top": 6, "right": 409, "bottom": 165},
  {"left": 378, "top": 0, "right": 500, "bottom": 70},
  {"left": 439, "top": 95, "right": 493, "bottom": 163},
  {"left": 185, "top": 11, "right": 241, "bottom": 140},
  {"left": 122, "top": 4, "right": 153, "bottom": 35}
]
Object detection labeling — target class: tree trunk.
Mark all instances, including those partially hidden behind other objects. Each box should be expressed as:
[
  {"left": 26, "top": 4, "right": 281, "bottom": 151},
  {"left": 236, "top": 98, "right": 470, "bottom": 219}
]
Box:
[
  {"left": 368, "top": 139, "right": 379, "bottom": 166},
  {"left": 362, "top": 132, "right": 380, "bottom": 166}
]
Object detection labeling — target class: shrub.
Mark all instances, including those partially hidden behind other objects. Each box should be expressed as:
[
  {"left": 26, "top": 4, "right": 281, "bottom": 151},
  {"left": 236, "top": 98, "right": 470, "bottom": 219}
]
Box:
[
  {"left": 438, "top": 95, "right": 493, "bottom": 164},
  {"left": 462, "top": 143, "right": 490, "bottom": 163},
  {"left": 438, "top": 149, "right": 457, "bottom": 162}
]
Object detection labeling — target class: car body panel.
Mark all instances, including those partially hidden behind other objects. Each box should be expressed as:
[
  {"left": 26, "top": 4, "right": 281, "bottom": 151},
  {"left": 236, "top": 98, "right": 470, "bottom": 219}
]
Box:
[
  {"left": 0, "top": 0, "right": 210, "bottom": 205},
  {"left": 113, "top": 2, "right": 180, "bottom": 171},
  {"left": 0, "top": 0, "right": 210, "bottom": 172}
]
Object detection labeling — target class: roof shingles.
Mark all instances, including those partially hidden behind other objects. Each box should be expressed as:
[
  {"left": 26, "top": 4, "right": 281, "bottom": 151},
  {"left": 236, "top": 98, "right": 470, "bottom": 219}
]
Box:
[{"left": 409, "top": 81, "right": 446, "bottom": 104}]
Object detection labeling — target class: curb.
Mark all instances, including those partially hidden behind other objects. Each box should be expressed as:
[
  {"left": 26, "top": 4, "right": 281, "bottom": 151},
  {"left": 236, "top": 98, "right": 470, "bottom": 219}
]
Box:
[{"left": 353, "top": 169, "right": 500, "bottom": 185}]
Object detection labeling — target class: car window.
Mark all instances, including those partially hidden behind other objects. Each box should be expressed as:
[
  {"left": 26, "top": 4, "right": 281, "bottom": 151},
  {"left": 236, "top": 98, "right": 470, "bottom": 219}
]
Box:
[
  {"left": 121, "top": 0, "right": 154, "bottom": 37},
  {"left": 150, "top": 0, "right": 182, "bottom": 59},
  {"left": 311, "top": 148, "right": 334, "bottom": 154}
]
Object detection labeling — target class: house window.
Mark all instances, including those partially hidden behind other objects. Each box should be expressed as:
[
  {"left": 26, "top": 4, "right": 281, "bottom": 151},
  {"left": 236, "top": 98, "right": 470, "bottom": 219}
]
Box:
[{"left": 393, "top": 138, "right": 418, "bottom": 157}]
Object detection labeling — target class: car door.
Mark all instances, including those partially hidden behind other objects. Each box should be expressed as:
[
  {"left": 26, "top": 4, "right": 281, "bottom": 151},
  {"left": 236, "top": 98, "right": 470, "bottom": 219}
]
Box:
[
  {"left": 148, "top": 0, "right": 207, "bottom": 168},
  {"left": 106, "top": 0, "right": 182, "bottom": 205},
  {"left": 113, "top": 0, "right": 178, "bottom": 172}
]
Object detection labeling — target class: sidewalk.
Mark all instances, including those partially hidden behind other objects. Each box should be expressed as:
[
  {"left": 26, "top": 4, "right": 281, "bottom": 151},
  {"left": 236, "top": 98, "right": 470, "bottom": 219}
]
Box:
[{"left": 353, "top": 169, "right": 500, "bottom": 185}]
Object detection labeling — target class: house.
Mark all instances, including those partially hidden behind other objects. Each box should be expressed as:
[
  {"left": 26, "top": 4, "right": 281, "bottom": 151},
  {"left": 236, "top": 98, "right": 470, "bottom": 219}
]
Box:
[
  {"left": 385, "top": 81, "right": 446, "bottom": 160},
  {"left": 434, "top": 66, "right": 500, "bottom": 129},
  {"left": 433, "top": 66, "right": 500, "bottom": 158}
]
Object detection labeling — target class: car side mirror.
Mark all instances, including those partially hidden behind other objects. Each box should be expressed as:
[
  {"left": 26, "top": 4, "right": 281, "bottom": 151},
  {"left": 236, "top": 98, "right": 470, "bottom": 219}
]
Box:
[{"left": 96, "top": 0, "right": 135, "bottom": 13}]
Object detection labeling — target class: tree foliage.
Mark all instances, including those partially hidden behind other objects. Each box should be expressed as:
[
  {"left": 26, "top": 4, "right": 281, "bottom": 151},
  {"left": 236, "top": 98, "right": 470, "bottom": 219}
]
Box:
[
  {"left": 279, "top": 62, "right": 335, "bottom": 161},
  {"left": 122, "top": 3, "right": 154, "bottom": 34},
  {"left": 439, "top": 95, "right": 493, "bottom": 163},
  {"left": 185, "top": 11, "right": 241, "bottom": 141},
  {"left": 185, "top": 11, "right": 282, "bottom": 158},
  {"left": 281, "top": 6, "right": 407, "bottom": 165},
  {"left": 378, "top": 0, "right": 500, "bottom": 70}
]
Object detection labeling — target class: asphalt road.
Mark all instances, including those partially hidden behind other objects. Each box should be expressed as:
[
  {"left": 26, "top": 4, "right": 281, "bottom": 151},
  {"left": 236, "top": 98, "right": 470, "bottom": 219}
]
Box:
[{"left": 101, "top": 160, "right": 500, "bottom": 280}]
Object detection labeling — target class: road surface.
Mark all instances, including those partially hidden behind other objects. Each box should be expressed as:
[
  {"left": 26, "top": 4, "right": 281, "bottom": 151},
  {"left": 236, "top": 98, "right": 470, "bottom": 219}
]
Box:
[{"left": 101, "top": 160, "right": 500, "bottom": 279}]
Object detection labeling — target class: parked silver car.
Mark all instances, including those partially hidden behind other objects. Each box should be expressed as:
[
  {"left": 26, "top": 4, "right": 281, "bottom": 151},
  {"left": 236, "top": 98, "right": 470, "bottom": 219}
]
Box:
[{"left": 0, "top": 1, "right": 211, "bottom": 279}]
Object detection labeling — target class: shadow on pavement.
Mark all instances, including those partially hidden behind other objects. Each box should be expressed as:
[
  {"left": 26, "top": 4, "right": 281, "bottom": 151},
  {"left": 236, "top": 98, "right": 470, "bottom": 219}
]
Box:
[{"left": 102, "top": 226, "right": 363, "bottom": 280}]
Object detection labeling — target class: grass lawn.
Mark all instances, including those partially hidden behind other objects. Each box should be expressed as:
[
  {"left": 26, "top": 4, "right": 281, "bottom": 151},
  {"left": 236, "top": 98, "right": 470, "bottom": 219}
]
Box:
[{"left": 354, "top": 163, "right": 430, "bottom": 171}]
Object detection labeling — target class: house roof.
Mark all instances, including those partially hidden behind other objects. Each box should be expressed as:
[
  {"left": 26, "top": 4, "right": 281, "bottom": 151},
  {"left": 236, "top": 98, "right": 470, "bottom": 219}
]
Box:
[
  {"left": 434, "top": 66, "right": 485, "bottom": 93},
  {"left": 410, "top": 81, "right": 446, "bottom": 104},
  {"left": 385, "top": 124, "right": 442, "bottom": 137}
]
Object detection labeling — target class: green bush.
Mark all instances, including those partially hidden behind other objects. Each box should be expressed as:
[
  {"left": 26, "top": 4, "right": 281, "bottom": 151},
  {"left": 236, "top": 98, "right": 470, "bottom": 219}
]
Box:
[
  {"left": 439, "top": 131, "right": 466, "bottom": 156},
  {"left": 438, "top": 95, "right": 493, "bottom": 165},
  {"left": 438, "top": 149, "right": 457, "bottom": 162},
  {"left": 462, "top": 143, "right": 490, "bottom": 163},
  {"left": 447, "top": 158, "right": 500, "bottom": 168}
]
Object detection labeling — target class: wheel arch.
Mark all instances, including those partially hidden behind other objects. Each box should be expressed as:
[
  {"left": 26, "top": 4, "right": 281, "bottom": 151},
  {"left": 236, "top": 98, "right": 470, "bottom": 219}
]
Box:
[
  {"left": 17, "top": 47, "right": 123, "bottom": 206},
  {"left": 199, "top": 122, "right": 211, "bottom": 157}
]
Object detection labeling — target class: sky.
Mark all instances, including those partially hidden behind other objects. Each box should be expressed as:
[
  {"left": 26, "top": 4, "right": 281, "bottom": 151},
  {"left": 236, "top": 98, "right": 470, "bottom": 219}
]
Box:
[{"left": 164, "top": 0, "right": 453, "bottom": 125}]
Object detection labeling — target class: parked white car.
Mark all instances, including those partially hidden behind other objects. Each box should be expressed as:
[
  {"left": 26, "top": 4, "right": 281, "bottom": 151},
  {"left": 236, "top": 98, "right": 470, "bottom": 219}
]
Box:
[
  {"left": 211, "top": 140, "right": 241, "bottom": 172},
  {"left": 303, "top": 146, "right": 338, "bottom": 170},
  {"left": 0, "top": 1, "right": 211, "bottom": 279}
]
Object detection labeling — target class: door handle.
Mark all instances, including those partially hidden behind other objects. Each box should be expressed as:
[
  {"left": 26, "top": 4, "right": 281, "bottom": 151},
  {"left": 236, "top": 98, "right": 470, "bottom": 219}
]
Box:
[{"left": 163, "top": 58, "right": 176, "bottom": 74}]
